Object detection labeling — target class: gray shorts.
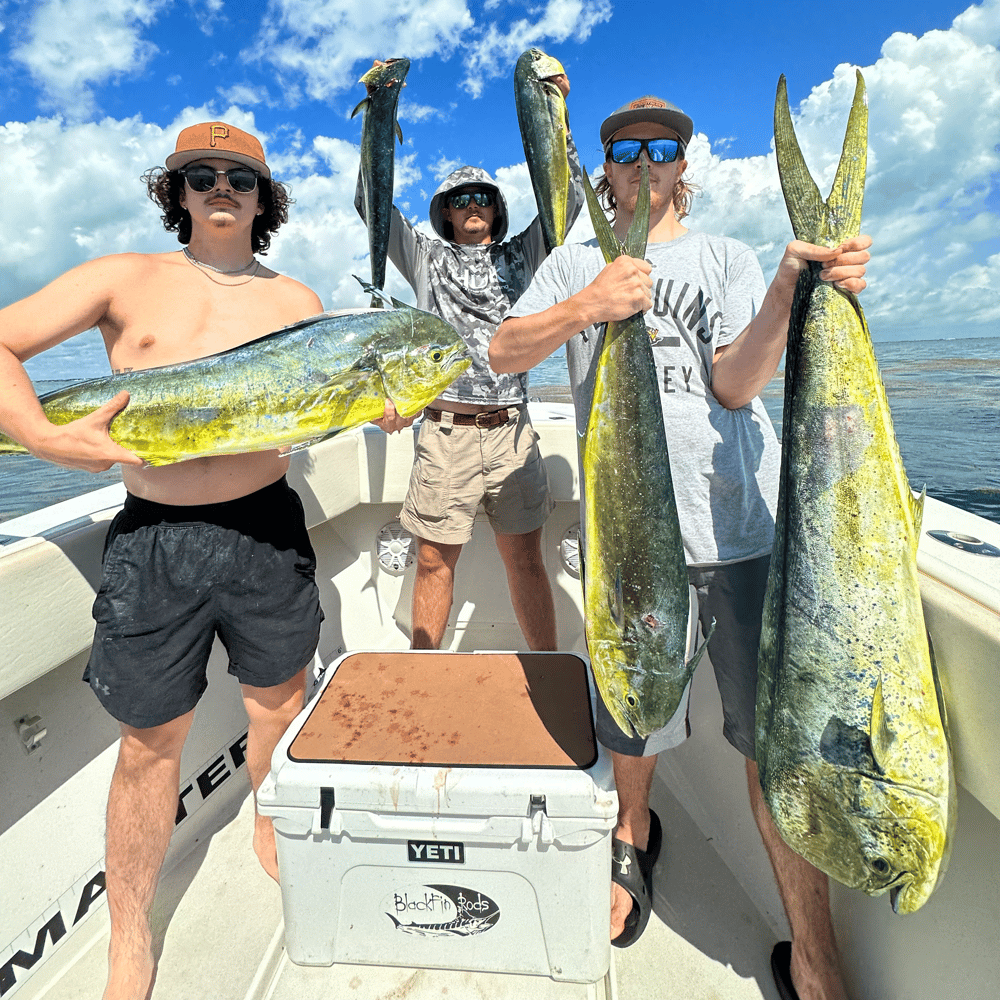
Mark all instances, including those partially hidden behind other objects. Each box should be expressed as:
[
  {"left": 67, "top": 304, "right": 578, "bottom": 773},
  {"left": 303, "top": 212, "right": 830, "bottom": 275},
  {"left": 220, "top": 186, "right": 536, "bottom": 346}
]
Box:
[
  {"left": 595, "top": 554, "right": 770, "bottom": 761},
  {"left": 400, "top": 406, "right": 554, "bottom": 545}
]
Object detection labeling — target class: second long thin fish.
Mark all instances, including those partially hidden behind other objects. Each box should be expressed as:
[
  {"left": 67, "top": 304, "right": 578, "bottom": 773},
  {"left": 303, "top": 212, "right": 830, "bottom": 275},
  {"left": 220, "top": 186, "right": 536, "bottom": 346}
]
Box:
[
  {"left": 581, "top": 163, "right": 708, "bottom": 737},
  {"left": 353, "top": 58, "right": 410, "bottom": 308}
]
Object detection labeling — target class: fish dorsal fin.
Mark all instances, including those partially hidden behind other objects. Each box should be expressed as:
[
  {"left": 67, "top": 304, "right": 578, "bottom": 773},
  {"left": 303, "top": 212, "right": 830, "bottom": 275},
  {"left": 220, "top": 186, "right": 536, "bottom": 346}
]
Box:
[
  {"left": 350, "top": 96, "right": 369, "bottom": 119},
  {"left": 869, "top": 675, "right": 895, "bottom": 775},
  {"left": 623, "top": 160, "right": 650, "bottom": 260},
  {"left": 910, "top": 486, "right": 926, "bottom": 546},
  {"left": 395, "top": 121, "right": 404, "bottom": 145},
  {"left": 774, "top": 71, "right": 868, "bottom": 246},
  {"left": 926, "top": 633, "right": 950, "bottom": 741},
  {"left": 927, "top": 631, "right": 958, "bottom": 878},
  {"left": 582, "top": 169, "right": 621, "bottom": 265}
]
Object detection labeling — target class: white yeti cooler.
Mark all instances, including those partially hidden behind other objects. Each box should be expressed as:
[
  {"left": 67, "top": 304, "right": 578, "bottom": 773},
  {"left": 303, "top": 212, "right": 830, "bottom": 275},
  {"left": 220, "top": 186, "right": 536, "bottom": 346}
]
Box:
[{"left": 257, "top": 650, "right": 617, "bottom": 983}]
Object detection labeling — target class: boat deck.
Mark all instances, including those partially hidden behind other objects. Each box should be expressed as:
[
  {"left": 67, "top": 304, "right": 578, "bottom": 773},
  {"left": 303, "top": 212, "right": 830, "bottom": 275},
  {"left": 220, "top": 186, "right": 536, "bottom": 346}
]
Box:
[{"left": 29, "top": 764, "right": 782, "bottom": 1000}]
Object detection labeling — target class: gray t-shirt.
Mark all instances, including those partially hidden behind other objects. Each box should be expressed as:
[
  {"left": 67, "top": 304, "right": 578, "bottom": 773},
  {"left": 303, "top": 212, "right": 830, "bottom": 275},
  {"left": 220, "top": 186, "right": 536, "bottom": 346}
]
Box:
[{"left": 506, "top": 231, "right": 780, "bottom": 567}]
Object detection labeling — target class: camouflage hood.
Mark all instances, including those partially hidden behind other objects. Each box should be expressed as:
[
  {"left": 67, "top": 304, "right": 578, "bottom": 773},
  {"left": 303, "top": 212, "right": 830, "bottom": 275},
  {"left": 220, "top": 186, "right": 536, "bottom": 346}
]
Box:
[{"left": 429, "top": 166, "right": 509, "bottom": 243}]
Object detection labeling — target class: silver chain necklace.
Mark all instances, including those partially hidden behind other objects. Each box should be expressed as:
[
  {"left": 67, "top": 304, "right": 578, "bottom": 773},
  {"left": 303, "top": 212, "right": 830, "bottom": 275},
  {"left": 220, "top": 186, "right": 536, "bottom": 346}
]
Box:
[{"left": 183, "top": 246, "right": 260, "bottom": 284}]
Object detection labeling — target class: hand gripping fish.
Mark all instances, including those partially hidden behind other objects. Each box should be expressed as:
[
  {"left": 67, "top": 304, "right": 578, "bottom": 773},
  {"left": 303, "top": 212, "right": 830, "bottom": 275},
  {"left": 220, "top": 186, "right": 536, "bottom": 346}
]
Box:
[
  {"left": 0, "top": 290, "right": 470, "bottom": 467},
  {"left": 581, "top": 162, "right": 710, "bottom": 738},
  {"left": 353, "top": 58, "right": 410, "bottom": 308},
  {"left": 756, "top": 72, "right": 955, "bottom": 914},
  {"left": 514, "top": 48, "right": 571, "bottom": 253}
]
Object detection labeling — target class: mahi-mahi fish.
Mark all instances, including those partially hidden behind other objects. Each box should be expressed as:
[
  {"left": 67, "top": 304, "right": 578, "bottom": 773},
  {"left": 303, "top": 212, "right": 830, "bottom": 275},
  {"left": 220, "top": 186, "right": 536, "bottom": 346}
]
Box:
[
  {"left": 581, "top": 161, "right": 710, "bottom": 738},
  {"left": 756, "top": 71, "right": 955, "bottom": 914},
  {"left": 0, "top": 295, "right": 470, "bottom": 467},
  {"left": 514, "top": 47, "right": 571, "bottom": 252},
  {"left": 352, "top": 58, "right": 410, "bottom": 308}
]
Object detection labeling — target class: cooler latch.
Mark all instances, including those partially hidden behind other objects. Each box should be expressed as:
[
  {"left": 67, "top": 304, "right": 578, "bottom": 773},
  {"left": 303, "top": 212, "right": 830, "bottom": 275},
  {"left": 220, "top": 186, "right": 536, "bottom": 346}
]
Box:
[
  {"left": 314, "top": 786, "right": 342, "bottom": 836},
  {"left": 521, "top": 793, "right": 554, "bottom": 846}
]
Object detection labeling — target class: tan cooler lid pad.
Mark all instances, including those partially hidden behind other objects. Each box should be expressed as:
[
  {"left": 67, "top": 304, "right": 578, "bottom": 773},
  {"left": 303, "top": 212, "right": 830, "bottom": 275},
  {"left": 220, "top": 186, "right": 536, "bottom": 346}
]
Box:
[{"left": 288, "top": 652, "right": 597, "bottom": 769}]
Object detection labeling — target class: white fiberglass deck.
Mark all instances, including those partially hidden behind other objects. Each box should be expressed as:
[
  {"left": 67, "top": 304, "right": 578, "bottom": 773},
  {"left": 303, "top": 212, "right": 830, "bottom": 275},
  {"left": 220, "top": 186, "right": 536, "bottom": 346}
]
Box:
[{"left": 26, "top": 758, "right": 781, "bottom": 1000}]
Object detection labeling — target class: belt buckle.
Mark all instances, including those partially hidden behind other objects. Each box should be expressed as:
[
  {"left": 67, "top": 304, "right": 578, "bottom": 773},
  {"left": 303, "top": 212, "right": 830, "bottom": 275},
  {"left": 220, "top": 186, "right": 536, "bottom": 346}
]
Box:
[{"left": 475, "top": 410, "right": 497, "bottom": 428}]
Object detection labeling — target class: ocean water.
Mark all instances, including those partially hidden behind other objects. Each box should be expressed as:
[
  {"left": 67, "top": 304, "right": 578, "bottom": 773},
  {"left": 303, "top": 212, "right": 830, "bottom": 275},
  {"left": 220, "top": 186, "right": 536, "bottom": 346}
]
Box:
[
  {"left": 530, "top": 336, "right": 1000, "bottom": 525},
  {"left": 1, "top": 337, "right": 998, "bottom": 527}
]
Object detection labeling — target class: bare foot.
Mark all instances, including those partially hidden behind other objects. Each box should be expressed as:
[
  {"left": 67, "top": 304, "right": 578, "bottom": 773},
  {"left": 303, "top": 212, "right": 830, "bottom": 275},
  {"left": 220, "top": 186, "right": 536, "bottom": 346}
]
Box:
[
  {"left": 253, "top": 810, "right": 280, "bottom": 882},
  {"left": 610, "top": 880, "right": 632, "bottom": 940},
  {"left": 610, "top": 811, "right": 650, "bottom": 941}
]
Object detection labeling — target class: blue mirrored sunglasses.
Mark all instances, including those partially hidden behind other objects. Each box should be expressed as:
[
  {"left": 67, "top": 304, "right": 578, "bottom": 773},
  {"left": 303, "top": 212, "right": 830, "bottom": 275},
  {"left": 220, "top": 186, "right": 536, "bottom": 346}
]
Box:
[
  {"left": 605, "top": 137, "right": 682, "bottom": 164},
  {"left": 447, "top": 191, "right": 496, "bottom": 209}
]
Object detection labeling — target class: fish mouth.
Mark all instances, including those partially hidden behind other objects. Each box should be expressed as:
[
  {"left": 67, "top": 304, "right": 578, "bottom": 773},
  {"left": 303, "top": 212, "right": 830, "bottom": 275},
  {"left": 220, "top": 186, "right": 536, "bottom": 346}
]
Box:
[{"left": 886, "top": 871, "right": 912, "bottom": 913}]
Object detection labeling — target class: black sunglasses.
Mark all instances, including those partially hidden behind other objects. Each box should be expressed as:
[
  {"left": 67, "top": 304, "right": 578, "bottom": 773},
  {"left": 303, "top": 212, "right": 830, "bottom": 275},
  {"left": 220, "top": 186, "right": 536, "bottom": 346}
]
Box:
[
  {"left": 605, "top": 137, "right": 683, "bottom": 164},
  {"left": 180, "top": 164, "right": 259, "bottom": 194},
  {"left": 447, "top": 191, "right": 496, "bottom": 210}
]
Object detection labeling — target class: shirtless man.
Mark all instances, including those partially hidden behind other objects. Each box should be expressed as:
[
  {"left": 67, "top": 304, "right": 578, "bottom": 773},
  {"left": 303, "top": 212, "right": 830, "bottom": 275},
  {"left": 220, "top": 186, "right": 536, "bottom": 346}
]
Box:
[{"left": 0, "top": 122, "right": 324, "bottom": 1000}]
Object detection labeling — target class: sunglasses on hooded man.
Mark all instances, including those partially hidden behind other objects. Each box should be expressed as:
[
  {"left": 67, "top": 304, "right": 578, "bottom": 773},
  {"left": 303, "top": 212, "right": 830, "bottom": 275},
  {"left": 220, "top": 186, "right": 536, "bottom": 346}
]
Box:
[{"left": 446, "top": 190, "right": 497, "bottom": 210}]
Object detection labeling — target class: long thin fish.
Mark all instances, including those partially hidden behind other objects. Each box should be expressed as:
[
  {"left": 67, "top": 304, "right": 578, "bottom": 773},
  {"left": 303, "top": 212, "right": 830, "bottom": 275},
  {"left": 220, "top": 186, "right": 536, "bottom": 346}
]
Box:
[
  {"left": 514, "top": 48, "right": 570, "bottom": 253},
  {"left": 352, "top": 58, "right": 410, "bottom": 308},
  {"left": 581, "top": 162, "right": 708, "bottom": 737},
  {"left": 0, "top": 294, "right": 470, "bottom": 467},
  {"left": 756, "top": 72, "right": 955, "bottom": 914}
]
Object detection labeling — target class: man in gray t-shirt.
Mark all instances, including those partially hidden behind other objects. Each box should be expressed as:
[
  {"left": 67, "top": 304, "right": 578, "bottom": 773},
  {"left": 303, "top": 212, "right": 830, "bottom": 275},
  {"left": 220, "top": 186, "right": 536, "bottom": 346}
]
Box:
[
  {"left": 359, "top": 67, "right": 582, "bottom": 654},
  {"left": 492, "top": 95, "right": 871, "bottom": 999}
]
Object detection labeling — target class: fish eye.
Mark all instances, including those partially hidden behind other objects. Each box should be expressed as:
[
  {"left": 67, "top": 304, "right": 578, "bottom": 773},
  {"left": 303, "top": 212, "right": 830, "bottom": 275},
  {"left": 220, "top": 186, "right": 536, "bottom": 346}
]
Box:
[
  {"left": 430, "top": 350, "right": 443, "bottom": 362},
  {"left": 625, "top": 694, "right": 638, "bottom": 707},
  {"left": 870, "top": 857, "right": 890, "bottom": 874}
]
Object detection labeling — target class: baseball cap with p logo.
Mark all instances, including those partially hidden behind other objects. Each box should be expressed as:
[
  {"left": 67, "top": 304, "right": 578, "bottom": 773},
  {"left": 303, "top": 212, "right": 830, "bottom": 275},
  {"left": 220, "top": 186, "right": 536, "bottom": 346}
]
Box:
[{"left": 165, "top": 121, "right": 271, "bottom": 178}]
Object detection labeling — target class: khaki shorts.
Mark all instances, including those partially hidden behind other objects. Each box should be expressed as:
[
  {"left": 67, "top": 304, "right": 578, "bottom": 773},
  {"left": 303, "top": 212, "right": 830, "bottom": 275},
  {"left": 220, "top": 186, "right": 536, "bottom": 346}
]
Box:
[{"left": 400, "top": 407, "right": 554, "bottom": 545}]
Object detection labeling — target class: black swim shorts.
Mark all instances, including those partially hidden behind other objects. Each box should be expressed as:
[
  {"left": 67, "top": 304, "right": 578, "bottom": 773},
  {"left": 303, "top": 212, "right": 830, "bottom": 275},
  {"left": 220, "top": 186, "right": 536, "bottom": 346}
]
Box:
[{"left": 84, "top": 477, "right": 324, "bottom": 729}]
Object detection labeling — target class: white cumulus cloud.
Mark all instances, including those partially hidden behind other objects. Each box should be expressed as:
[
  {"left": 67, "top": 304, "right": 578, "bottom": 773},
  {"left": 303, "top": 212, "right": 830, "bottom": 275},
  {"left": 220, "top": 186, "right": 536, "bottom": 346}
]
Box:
[
  {"left": 244, "top": 0, "right": 611, "bottom": 104},
  {"left": 244, "top": 0, "right": 475, "bottom": 105},
  {"left": 459, "top": 0, "right": 613, "bottom": 97},
  {"left": 685, "top": 4, "right": 1000, "bottom": 336},
  {"left": 11, "top": 0, "right": 170, "bottom": 119},
  {"left": 5, "top": 0, "right": 1000, "bottom": 382}
]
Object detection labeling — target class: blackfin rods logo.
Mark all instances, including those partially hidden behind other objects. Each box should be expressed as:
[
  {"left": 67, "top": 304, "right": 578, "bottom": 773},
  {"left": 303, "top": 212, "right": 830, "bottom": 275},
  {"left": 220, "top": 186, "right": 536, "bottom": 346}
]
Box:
[{"left": 383, "top": 884, "right": 499, "bottom": 938}]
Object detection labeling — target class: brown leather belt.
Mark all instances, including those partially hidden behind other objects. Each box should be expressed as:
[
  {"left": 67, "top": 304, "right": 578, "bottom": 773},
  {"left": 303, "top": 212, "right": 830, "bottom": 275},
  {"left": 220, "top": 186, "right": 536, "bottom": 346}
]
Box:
[{"left": 423, "top": 406, "right": 516, "bottom": 428}]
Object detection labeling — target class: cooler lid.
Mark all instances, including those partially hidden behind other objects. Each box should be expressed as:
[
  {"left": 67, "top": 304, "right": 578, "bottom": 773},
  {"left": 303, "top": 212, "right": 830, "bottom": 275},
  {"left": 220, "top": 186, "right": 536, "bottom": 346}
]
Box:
[{"left": 288, "top": 651, "right": 598, "bottom": 770}]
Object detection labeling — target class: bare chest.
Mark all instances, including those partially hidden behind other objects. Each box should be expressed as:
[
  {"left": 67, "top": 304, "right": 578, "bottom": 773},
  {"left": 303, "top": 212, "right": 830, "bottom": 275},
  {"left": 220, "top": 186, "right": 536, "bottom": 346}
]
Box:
[{"left": 102, "top": 262, "right": 305, "bottom": 372}]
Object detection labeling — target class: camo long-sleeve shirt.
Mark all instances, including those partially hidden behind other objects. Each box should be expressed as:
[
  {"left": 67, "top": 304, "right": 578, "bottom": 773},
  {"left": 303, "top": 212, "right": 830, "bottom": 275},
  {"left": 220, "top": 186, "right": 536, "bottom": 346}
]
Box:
[{"left": 356, "top": 135, "right": 583, "bottom": 406}]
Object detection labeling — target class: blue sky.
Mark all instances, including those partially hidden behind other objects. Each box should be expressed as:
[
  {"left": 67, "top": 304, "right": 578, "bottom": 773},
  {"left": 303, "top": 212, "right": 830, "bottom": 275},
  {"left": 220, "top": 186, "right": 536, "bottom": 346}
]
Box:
[{"left": 2, "top": 0, "right": 999, "bottom": 376}]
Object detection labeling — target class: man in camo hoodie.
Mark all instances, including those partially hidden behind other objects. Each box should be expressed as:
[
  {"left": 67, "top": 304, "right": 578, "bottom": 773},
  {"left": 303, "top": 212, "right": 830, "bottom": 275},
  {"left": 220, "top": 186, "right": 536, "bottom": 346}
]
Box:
[{"left": 357, "top": 70, "right": 581, "bottom": 652}]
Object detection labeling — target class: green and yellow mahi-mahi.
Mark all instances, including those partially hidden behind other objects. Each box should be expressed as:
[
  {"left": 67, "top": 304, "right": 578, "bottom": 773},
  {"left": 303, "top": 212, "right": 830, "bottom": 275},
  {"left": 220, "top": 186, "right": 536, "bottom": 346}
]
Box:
[
  {"left": 0, "top": 299, "right": 469, "bottom": 467},
  {"left": 514, "top": 48, "right": 570, "bottom": 253},
  {"left": 581, "top": 162, "right": 709, "bottom": 738},
  {"left": 353, "top": 58, "right": 410, "bottom": 308},
  {"left": 756, "top": 72, "right": 955, "bottom": 914}
]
